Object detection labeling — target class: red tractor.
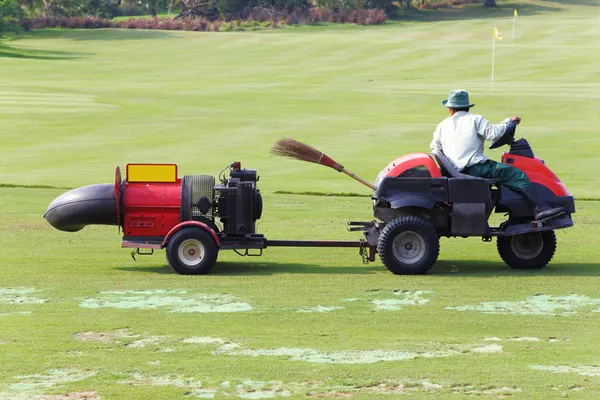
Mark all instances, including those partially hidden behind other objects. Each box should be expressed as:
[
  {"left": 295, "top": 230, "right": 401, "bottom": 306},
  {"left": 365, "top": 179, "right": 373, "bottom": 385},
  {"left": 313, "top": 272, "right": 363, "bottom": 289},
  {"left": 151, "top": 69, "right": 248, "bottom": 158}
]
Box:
[
  {"left": 370, "top": 121, "right": 574, "bottom": 274},
  {"left": 44, "top": 124, "right": 574, "bottom": 275}
]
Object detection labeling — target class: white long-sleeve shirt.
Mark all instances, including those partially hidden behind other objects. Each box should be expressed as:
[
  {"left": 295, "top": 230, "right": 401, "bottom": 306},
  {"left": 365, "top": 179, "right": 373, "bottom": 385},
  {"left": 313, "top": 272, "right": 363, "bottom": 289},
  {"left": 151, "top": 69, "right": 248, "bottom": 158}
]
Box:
[{"left": 429, "top": 111, "right": 512, "bottom": 171}]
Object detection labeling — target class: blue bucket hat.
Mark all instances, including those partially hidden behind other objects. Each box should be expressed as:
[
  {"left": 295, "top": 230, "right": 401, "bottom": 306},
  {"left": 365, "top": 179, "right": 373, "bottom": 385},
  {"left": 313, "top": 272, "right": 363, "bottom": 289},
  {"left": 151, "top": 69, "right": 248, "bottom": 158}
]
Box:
[{"left": 441, "top": 90, "right": 475, "bottom": 108}]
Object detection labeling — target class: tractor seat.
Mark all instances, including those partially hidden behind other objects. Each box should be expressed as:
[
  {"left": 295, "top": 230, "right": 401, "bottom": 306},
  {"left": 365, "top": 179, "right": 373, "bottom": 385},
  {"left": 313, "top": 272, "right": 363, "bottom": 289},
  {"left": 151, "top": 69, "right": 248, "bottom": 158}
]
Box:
[{"left": 431, "top": 150, "right": 498, "bottom": 184}]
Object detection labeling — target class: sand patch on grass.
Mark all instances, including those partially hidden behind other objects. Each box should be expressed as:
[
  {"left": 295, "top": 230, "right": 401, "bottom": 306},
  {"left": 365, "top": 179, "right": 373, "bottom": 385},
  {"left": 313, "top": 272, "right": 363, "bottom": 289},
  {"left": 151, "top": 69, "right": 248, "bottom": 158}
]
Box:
[
  {"left": 119, "top": 376, "right": 519, "bottom": 398},
  {"left": 124, "top": 373, "right": 203, "bottom": 388},
  {"left": 75, "top": 329, "right": 172, "bottom": 350},
  {"left": 181, "top": 336, "right": 502, "bottom": 364},
  {"left": 125, "top": 336, "right": 165, "bottom": 348},
  {"left": 122, "top": 373, "right": 215, "bottom": 398},
  {"left": 548, "top": 337, "right": 570, "bottom": 342},
  {"left": 0, "top": 369, "right": 97, "bottom": 400},
  {"left": 470, "top": 344, "right": 503, "bottom": 354},
  {"left": 370, "top": 290, "right": 433, "bottom": 311},
  {"left": 530, "top": 365, "right": 600, "bottom": 376},
  {"left": 446, "top": 294, "right": 600, "bottom": 316},
  {"left": 0, "top": 288, "right": 46, "bottom": 305},
  {"left": 9, "top": 370, "right": 96, "bottom": 391},
  {"left": 234, "top": 381, "right": 293, "bottom": 399},
  {"left": 325, "top": 381, "right": 521, "bottom": 397},
  {"left": 483, "top": 337, "right": 540, "bottom": 342},
  {"left": 186, "top": 389, "right": 217, "bottom": 398},
  {"left": 79, "top": 290, "right": 252, "bottom": 313},
  {"left": 296, "top": 306, "right": 344, "bottom": 313}
]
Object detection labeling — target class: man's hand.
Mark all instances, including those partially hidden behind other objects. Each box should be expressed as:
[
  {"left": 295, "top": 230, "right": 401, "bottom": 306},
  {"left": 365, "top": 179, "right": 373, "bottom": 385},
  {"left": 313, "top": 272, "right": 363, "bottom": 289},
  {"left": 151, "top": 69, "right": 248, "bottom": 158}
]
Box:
[{"left": 511, "top": 116, "right": 521, "bottom": 124}]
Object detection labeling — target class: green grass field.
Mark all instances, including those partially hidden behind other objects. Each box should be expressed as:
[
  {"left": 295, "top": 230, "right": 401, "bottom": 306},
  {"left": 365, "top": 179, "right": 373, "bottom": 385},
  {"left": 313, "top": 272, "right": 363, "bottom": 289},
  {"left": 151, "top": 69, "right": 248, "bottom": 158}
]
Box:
[{"left": 2, "top": 1, "right": 600, "bottom": 398}]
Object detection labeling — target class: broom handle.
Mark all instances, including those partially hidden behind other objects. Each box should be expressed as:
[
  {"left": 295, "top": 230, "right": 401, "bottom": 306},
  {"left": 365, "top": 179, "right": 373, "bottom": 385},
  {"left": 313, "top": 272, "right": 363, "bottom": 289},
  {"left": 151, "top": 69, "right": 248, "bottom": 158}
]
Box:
[{"left": 341, "top": 168, "right": 377, "bottom": 191}]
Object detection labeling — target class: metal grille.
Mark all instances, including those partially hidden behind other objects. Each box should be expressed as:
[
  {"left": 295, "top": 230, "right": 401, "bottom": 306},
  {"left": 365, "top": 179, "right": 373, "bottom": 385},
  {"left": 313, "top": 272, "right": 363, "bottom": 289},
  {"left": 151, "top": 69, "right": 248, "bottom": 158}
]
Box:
[{"left": 181, "top": 175, "right": 215, "bottom": 222}]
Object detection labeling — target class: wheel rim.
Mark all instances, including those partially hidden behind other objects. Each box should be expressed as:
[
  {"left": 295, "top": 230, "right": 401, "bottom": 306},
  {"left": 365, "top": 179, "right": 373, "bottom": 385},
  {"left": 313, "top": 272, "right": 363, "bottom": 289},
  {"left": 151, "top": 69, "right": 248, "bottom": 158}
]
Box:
[
  {"left": 392, "top": 231, "right": 427, "bottom": 265},
  {"left": 178, "top": 239, "right": 206, "bottom": 266},
  {"left": 510, "top": 233, "right": 543, "bottom": 260}
]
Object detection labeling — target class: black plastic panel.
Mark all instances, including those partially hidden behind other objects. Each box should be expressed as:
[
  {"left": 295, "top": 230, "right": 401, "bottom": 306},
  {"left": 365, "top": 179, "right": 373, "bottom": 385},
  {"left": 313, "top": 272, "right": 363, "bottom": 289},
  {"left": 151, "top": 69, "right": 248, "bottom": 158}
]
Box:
[
  {"left": 375, "top": 177, "right": 449, "bottom": 208},
  {"left": 448, "top": 178, "right": 493, "bottom": 204},
  {"left": 451, "top": 203, "right": 488, "bottom": 234}
]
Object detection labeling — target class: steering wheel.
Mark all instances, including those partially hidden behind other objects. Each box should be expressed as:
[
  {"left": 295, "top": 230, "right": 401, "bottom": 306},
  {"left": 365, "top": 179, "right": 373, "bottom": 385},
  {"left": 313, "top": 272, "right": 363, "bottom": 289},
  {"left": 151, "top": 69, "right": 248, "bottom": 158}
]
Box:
[{"left": 489, "top": 120, "right": 518, "bottom": 149}]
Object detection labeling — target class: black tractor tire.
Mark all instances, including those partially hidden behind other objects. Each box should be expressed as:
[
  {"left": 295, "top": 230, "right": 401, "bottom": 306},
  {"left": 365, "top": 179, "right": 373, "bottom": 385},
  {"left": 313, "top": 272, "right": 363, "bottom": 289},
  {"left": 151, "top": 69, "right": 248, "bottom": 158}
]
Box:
[
  {"left": 377, "top": 216, "right": 440, "bottom": 275},
  {"left": 166, "top": 228, "right": 219, "bottom": 275},
  {"left": 497, "top": 231, "right": 556, "bottom": 269}
]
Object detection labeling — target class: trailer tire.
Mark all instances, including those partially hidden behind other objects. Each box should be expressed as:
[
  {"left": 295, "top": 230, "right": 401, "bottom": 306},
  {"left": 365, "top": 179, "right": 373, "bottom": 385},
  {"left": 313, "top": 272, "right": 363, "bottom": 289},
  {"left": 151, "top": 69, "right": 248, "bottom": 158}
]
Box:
[
  {"left": 166, "top": 228, "right": 218, "bottom": 275},
  {"left": 377, "top": 216, "right": 439, "bottom": 275},
  {"left": 497, "top": 231, "right": 556, "bottom": 269}
]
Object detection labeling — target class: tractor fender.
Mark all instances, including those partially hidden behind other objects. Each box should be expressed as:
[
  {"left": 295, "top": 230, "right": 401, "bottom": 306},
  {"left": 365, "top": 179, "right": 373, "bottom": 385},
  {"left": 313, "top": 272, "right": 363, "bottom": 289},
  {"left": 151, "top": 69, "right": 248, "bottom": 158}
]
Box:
[
  {"left": 386, "top": 194, "right": 438, "bottom": 210},
  {"left": 162, "top": 221, "right": 220, "bottom": 248}
]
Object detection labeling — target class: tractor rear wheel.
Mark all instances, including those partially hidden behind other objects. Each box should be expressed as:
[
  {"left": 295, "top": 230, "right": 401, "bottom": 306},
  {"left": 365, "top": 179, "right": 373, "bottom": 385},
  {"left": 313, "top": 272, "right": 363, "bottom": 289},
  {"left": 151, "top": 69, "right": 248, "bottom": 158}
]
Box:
[
  {"left": 497, "top": 231, "right": 556, "bottom": 269},
  {"left": 377, "top": 216, "right": 440, "bottom": 275},
  {"left": 166, "top": 228, "right": 218, "bottom": 275}
]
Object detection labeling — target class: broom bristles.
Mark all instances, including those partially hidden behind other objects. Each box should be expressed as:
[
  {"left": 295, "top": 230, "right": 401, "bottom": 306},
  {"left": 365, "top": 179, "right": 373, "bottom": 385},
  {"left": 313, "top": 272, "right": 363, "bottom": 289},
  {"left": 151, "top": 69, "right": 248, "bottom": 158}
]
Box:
[
  {"left": 270, "top": 138, "right": 341, "bottom": 171},
  {"left": 270, "top": 137, "right": 323, "bottom": 164}
]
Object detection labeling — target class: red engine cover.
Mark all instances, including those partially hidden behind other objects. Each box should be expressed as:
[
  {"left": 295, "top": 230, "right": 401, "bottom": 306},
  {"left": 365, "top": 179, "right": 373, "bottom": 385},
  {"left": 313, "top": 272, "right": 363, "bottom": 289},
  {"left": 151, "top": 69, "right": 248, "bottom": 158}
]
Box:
[
  {"left": 382, "top": 153, "right": 442, "bottom": 178},
  {"left": 501, "top": 153, "right": 570, "bottom": 196},
  {"left": 122, "top": 180, "right": 182, "bottom": 237}
]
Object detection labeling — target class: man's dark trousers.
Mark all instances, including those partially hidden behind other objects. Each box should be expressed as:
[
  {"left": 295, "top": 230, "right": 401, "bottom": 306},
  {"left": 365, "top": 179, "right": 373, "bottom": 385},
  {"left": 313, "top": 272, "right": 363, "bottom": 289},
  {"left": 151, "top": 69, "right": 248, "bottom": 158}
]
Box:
[{"left": 463, "top": 160, "right": 530, "bottom": 192}]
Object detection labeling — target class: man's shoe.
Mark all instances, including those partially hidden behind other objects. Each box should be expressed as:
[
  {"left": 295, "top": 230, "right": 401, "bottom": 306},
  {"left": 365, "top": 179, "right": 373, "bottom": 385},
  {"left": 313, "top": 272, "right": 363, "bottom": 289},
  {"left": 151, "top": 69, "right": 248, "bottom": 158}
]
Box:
[{"left": 521, "top": 185, "right": 565, "bottom": 221}]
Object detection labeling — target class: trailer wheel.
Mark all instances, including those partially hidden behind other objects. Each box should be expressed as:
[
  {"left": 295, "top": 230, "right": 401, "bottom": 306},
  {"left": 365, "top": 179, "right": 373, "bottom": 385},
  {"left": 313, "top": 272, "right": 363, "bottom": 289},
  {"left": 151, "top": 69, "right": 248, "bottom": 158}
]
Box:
[
  {"left": 166, "top": 228, "right": 218, "bottom": 275},
  {"left": 377, "top": 216, "right": 439, "bottom": 275},
  {"left": 497, "top": 231, "right": 556, "bottom": 269}
]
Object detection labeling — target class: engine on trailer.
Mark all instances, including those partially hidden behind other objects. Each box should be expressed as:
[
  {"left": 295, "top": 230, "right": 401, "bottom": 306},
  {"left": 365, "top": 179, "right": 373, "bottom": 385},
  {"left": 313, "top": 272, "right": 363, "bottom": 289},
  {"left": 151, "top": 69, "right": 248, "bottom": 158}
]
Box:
[{"left": 180, "top": 162, "right": 263, "bottom": 236}]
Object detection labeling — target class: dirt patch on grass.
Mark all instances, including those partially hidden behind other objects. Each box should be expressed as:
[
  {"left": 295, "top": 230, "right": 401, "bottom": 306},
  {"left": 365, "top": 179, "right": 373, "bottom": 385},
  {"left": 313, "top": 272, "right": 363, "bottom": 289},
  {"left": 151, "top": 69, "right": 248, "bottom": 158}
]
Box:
[
  {"left": 79, "top": 290, "right": 252, "bottom": 313},
  {"left": 74, "top": 329, "right": 138, "bottom": 344},
  {"left": 552, "top": 385, "right": 585, "bottom": 392},
  {"left": 37, "top": 391, "right": 100, "bottom": 400},
  {"left": 446, "top": 294, "right": 600, "bottom": 316}
]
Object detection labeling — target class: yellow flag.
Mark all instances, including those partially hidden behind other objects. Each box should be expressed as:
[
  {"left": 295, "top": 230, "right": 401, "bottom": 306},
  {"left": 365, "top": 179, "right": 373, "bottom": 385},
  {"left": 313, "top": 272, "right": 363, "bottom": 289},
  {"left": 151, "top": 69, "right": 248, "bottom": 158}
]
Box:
[
  {"left": 494, "top": 27, "right": 503, "bottom": 40},
  {"left": 514, "top": 9, "right": 518, "bottom": 18}
]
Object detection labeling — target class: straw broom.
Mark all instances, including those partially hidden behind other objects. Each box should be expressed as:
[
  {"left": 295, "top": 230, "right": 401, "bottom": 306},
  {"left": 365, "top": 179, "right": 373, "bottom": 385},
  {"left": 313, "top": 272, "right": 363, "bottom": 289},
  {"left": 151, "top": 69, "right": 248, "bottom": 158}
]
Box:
[{"left": 270, "top": 138, "right": 377, "bottom": 191}]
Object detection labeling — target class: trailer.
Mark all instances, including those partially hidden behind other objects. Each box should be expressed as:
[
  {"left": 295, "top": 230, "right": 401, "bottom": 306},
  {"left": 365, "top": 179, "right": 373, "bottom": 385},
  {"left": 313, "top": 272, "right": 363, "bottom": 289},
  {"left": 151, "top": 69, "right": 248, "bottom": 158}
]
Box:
[{"left": 44, "top": 161, "right": 378, "bottom": 274}]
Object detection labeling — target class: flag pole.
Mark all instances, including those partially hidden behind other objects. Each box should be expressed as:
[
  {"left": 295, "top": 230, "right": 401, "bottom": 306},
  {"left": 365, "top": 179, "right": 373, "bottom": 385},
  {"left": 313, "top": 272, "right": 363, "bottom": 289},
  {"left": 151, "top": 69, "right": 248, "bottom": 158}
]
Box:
[{"left": 511, "top": 13, "right": 516, "bottom": 43}]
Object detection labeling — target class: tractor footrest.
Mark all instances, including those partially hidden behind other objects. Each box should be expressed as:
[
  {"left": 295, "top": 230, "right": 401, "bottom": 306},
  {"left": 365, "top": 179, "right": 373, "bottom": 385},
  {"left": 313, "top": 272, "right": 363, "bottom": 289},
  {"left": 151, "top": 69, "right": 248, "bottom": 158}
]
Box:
[{"left": 531, "top": 212, "right": 567, "bottom": 228}]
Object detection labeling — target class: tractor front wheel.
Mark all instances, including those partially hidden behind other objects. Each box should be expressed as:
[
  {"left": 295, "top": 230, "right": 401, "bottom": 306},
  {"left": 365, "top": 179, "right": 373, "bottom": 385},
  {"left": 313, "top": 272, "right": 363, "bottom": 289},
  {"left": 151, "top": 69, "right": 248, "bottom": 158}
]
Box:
[
  {"left": 377, "top": 216, "right": 440, "bottom": 275},
  {"left": 497, "top": 231, "right": 556, "bottom": 269},
  {"left": 166, "top": 228, "right": 218, "bottom": 275}
]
